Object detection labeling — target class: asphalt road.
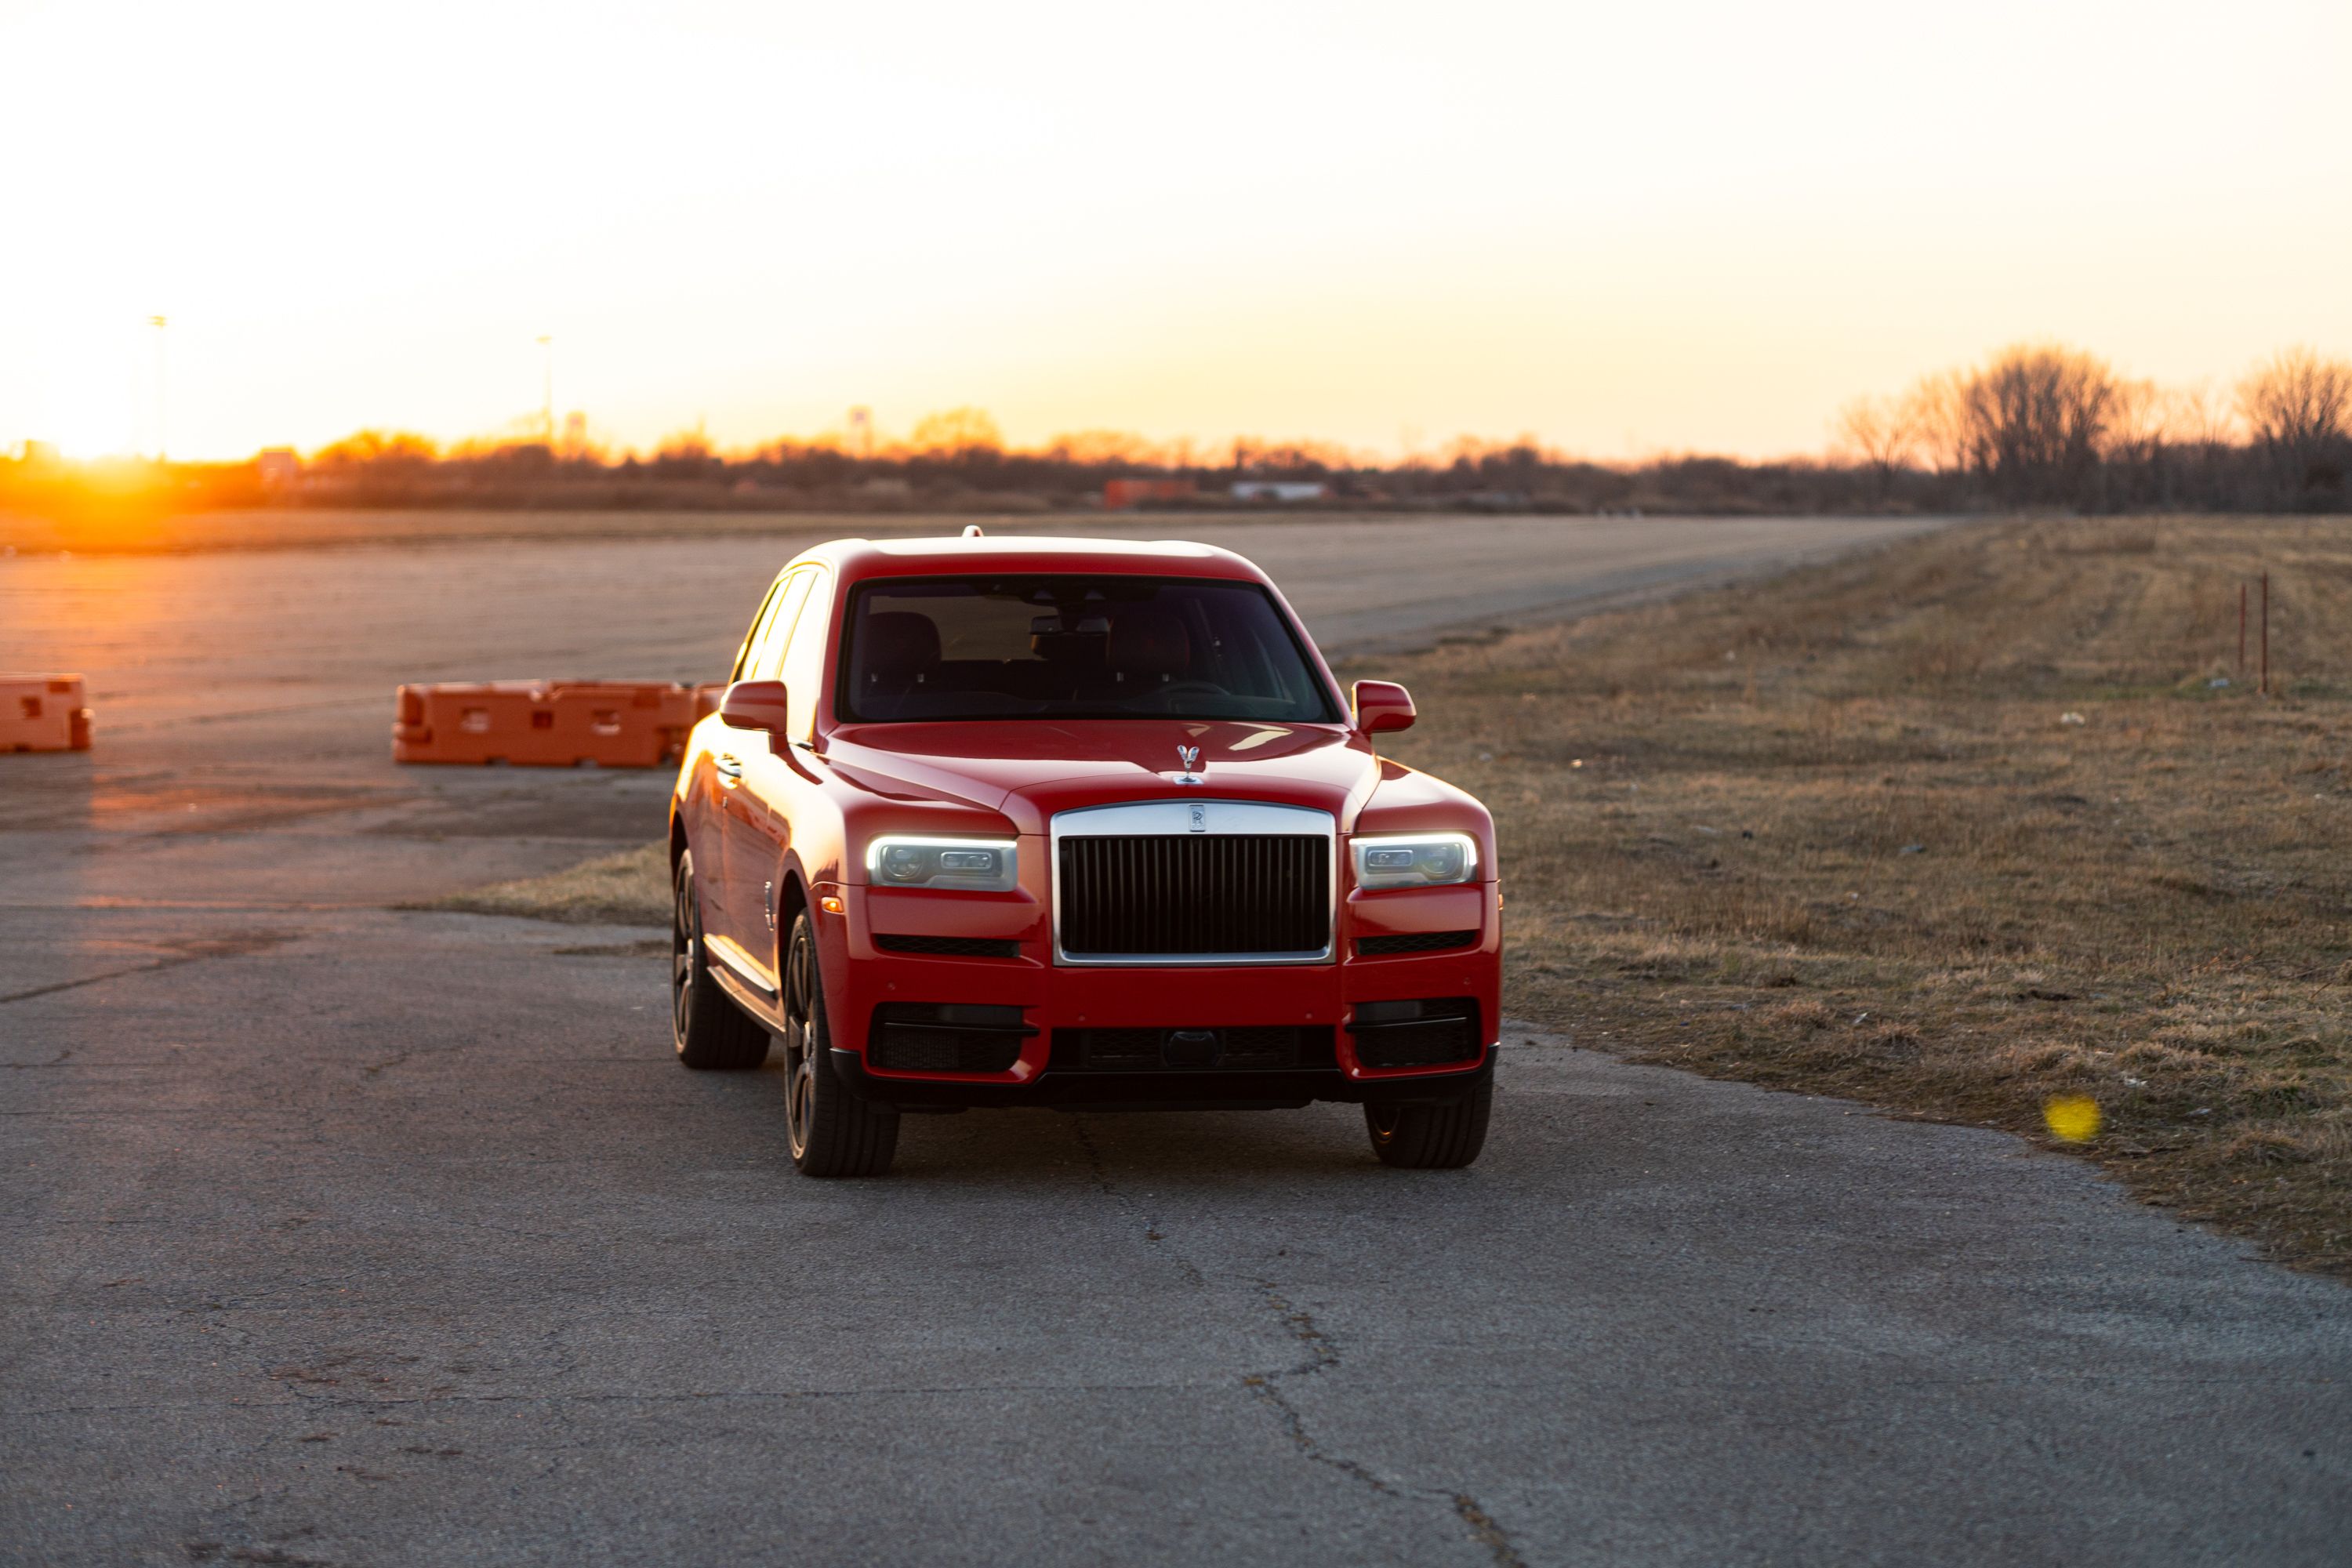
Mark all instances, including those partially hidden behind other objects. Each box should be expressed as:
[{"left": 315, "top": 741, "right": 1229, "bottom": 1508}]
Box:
[{"left": 4, "top": 514, "right": 2346, "bottom": 1566}]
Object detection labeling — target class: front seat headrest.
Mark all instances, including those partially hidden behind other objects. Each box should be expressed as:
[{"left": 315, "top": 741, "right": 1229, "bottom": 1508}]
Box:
[
  {"left": 1108, "top": 605, "right": 1189, "bottom": 681},
  {"left": 860, "top": 611, "right": 942, "bottom": 681}
]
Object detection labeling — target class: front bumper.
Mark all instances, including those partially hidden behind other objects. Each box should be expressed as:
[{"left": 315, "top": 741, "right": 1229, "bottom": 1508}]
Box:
[
  {"left": 815, "top": 879, "right": 1502, "bottom": 1109},
  {"left": 829, "top": 1044, "right": 1495, "bottom": 1112}
]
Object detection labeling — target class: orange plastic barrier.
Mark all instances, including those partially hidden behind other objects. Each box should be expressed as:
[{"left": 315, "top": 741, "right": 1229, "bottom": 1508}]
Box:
[
  {"left": 2, "top": 673, "right": 93, "bottom": 753},
  {"left": 393, "top": 680, "right": 720, "bottom": 768},
  {"left": 1104, "top": 477, "right": 1198, "bottom": 510}
]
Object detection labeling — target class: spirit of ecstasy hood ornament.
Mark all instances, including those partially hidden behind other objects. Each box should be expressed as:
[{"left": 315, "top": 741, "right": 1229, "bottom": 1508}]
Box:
[{"left": 1173, "top": 743, "right": 1205, "bottom": 786}]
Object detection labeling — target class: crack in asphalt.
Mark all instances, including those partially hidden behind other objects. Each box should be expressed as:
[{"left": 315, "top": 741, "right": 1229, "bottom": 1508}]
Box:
[
  {"left": 0, "top": 932, "right": 296, "bottom": 1007},
  {"left": 1243, "top": 1287, "right": 1527, "bottom": 1568},
  {"left": 1069, "top": 1113, "right": 1530, "bottom": 1568},
  {"left": 1450, "top": 1494, "right": 1530, "bottom": 1568},
  {"left": 5, "top": 1380, "right": 1209, "bottom": 1420},
  {"left": 0, "top": 957, "right": 201, "bottom": 1006}
]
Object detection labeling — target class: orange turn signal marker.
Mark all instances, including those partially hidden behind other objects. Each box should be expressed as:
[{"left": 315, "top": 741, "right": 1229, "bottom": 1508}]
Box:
[{"left": 819, "top": 895, "right": 845, "bottom": 915}]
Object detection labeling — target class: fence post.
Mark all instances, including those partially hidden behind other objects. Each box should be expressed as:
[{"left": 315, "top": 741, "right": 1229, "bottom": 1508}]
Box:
[
  {"left": 2238, "top": 583, "right": 2247, "bottom": 673},
  {"left": 2260, "top": 572, "right": 2270, "bottom": 698}
]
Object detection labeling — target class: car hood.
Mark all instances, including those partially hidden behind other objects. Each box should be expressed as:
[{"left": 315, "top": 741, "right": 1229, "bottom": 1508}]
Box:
[{"left": 823, "top": 720, "right": 1382, "bottom": 835}]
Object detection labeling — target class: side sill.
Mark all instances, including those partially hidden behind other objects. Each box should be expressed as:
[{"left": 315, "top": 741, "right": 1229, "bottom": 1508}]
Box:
[
  {"left": 710, "top": 965, "right": 786, "bottom": 1033},
  {"left": 705, "top": 933, "right": 778, "bottom": 995}
]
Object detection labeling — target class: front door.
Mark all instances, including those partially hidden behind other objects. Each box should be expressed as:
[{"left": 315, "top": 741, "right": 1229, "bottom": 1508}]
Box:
[
  {"left": 707, "top": 568, "right": 815, "bottom": 990},
  {"left": 720, "top": 566, "right": 834, "bottom": 982}
]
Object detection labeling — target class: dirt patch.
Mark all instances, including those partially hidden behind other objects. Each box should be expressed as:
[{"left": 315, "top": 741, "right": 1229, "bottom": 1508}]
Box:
[
  {"left": 1351, "top": 514, "right": 2352, "bottom": 1278},
  {"left": 416, "top": 841, "right": 668, "bottom": 926}
]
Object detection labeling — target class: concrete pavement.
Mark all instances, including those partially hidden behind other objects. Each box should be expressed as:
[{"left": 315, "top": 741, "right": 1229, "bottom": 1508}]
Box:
[{"left": 2, "top": 514, "right": 2344, "bottom": 1566}]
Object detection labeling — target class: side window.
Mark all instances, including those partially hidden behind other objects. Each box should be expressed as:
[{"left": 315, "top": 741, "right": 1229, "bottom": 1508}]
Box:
[
  {"left": 779, "top": 569, "right": 834, "bottom": 741},
  {"left": 748, "top": 571, "right": 816, "bottom": 682},
  {"left": 728, "top": 579, "right": 786, "bottom": 683}
]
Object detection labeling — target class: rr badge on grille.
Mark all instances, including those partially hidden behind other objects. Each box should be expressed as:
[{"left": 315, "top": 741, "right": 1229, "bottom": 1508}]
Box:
[{"left": 1188, "top": 802, "right": 1207, "bottom": 832}]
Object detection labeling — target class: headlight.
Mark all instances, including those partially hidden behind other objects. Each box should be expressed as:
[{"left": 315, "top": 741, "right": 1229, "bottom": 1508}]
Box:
[
  {"left": 865, "top": 836, "right": 1018, "bottom": 891},
  {"left": 1350, "top": 832, "right": 1478, "bottom": 891}
]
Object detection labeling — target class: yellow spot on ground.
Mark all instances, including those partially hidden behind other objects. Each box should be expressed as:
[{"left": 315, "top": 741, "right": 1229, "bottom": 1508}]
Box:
[{"left": 2044, "top": 1096, "right": 2102, "bottom": 1143}]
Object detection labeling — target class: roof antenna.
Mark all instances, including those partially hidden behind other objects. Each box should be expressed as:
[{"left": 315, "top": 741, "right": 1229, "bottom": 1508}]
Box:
[{"left": 961, "top": 524, "right": 984, "bottom": 538}]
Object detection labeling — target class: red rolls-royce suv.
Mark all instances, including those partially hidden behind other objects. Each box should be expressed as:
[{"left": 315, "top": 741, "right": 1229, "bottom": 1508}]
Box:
[{"left": 668, "top": 532, "right": 1501, "bottom": 1176}]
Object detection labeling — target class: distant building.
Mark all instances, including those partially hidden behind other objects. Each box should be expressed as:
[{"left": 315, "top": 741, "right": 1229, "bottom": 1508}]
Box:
[
  {"left": 1231, "top": 480, "right": 1329, "bottom": 503},
  {"left": 1103, "top": 477, "right": 1197, "bottom": 510},
  {"left": 256, "top": 448, "right": 302, "bottom": 488},
  {"left": 561, "top": 412, "right": 588, "bottom": 459}
]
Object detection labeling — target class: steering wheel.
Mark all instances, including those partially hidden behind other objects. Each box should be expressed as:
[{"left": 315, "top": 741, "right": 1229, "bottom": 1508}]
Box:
[{"left": 1153, "top": 680, "right": 1231, "bottom": 699}]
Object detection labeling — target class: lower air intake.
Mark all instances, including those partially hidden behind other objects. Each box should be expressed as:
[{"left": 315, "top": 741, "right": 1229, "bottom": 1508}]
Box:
[
  {"left": 1349, "top": 999, "right": 1481, "bottom": 1069},
  {"left": 867, "top": 1004, "right": 1032, "bottom": 1073}
]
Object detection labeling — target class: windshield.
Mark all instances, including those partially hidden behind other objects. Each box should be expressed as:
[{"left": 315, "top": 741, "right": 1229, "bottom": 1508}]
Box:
[{"left": 837, "top": 574, "right": 1341, "bottom": 724}]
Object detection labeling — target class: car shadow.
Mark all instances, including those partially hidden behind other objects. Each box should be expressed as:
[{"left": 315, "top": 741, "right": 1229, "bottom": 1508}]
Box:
[{"left": 695, "top": 1059, "right": 1391, "bottom": 1185}]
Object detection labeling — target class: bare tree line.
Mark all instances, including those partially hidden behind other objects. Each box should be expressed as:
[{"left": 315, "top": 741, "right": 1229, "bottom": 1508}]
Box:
[
  {"left": 1838, "top": 343, "right": 2352, "bottom": 510},
  {"left": 9, "top": 343, "right": 2348, "bottom": 520}
]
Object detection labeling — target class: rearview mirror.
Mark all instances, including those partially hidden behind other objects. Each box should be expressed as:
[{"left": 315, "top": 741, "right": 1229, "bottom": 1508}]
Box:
[
  {"left": 720, "top": 679, "right": 792, "bottom": 735},
  {"left": 1352, "top": 680, "right": 1416, "bottom": 735}
]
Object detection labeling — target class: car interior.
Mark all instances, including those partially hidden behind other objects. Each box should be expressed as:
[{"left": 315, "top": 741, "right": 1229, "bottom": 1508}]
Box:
[{"left": 840, "top": 575, "right": 1337, "bottom": 722}]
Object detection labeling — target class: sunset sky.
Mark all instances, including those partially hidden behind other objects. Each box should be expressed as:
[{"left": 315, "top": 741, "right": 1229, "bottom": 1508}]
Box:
[{"left": 4, "top": 0, "right": 2347, "bottom": 463}]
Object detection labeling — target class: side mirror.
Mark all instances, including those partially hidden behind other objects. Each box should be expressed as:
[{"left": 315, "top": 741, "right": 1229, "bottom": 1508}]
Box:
[
  {"left": 1352, "top": 679, "right": 1416, "bottom": 735},
  {"left": 720, "top": 679, "right": 792, "bottom": 734}
]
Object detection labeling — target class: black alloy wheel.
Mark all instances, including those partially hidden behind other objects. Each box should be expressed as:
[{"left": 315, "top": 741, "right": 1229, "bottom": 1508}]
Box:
[
  {"left": 779, "top": 910, "right": 899, "bottom": 1177},
  {"left": 671, "top": 849, "right": 770, "bottom": 1070}
]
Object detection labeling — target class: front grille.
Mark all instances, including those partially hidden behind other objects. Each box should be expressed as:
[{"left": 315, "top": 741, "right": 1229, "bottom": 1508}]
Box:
[
  {"left": 1356, "top": 929, "right": 1478, "bottom": 956},
  {"left": 1058, "top": 835, "right": 1328, "bottom": 958},
  {"left": 1050, "top": 1026, "right": 1338, "bottom": 1073},
  {"left": 874, "top": 934, "right": 1022, "bottom": 959},
  {"left": 867, "top": 1004, "right": 1032, "bottom": 1074},
  {"left": 1350, "top": 999, "right": 1481, "bottom": 1069}
]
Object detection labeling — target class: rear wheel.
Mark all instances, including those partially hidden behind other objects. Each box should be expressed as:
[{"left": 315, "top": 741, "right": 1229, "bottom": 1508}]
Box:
[
  {"left": 671, "top": 849, "right": 770, "bottom": 1070},
  {"left": 781, "top": 911, "right": 898, "bottom": 1177},
  {"left": 1363, "top": 1075, "right": 1492, "bottom": 1169}
]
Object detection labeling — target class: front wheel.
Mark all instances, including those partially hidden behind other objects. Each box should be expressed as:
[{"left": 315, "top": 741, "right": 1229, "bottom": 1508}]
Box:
[
  {"left": 780, "top": 911, "right": 899, "bottom": 1178},
  {"left": 1363, "top": 1075, "right": 1493, "bottom": 1169}
]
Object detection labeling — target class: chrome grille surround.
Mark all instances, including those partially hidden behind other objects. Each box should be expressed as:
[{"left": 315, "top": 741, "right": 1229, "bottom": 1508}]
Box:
[{"left": 1049, "top": 799, "right": 1338, "bottom": 966}]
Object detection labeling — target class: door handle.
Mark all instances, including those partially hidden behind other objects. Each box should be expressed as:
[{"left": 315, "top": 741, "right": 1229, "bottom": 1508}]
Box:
[{"left": 715, "top": 754, "right": 743, "bottom": 786}]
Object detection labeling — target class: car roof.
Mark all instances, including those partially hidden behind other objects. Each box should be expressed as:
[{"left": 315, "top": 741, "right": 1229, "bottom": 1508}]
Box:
[{"left": 782, "top": 535, "right": 1273, "bottom": 587}]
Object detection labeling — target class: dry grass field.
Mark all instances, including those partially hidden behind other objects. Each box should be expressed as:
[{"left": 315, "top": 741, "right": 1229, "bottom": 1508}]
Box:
[
  {"left": 1356, "top": 515, "right": 2350, "bottom": 1276},
  {"left": 448, "top": 516, "right": 2349, "bottom": 1274}
]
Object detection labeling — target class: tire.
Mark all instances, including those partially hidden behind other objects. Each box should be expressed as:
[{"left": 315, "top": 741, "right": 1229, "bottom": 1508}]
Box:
[
  {"left": 1363, "top": 1075, "right": 1493, "bottom": 1169},
  {"left": 671, "top": 849, "right": 771, "bottom": 1070},
  {"left": 780, "top": 911, "right": 899, "bottom": 1177}
]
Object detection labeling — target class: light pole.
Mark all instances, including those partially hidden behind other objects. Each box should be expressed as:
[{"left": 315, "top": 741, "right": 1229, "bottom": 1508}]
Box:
[
  {"left": 149, "top": 314, "right": 169, "bottom": 462},
  {"left": 537, "top": 335, "right": 554, "bottom": 447}
]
